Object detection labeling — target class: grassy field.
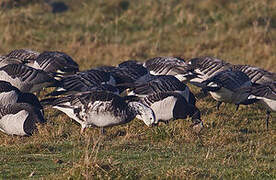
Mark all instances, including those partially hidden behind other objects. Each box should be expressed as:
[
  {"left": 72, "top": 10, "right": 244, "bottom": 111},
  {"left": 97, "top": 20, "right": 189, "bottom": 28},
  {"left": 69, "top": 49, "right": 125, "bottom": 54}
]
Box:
[{"left": 0, "top": 0, "right": 275, "bottom": 179}]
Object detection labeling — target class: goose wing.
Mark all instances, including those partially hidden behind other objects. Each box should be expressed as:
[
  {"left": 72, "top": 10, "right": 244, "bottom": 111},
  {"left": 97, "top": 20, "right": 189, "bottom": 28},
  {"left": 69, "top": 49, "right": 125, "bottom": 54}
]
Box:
[
  {"left": 188, "top": 56, "right": 231, "bottom": 77},
  {"left": 132, "top": 75, "right": 188, "bottom": 95},
  {"left": 250, "top": 83, "right": 276, "bottom": 100},
  {"left": 5, "top": 49, "right": 40, "bottom": 62},
  {"left": 203, "top": 70, "right": 250, "bottom": 91},
  {"left": 0, "top": 64, "right": 55, "bottom": 84},
  {"left": 232, "top": 64, "right": 276, "bottom": 84},
  {"left": 34, "top": 51, "right": 79, "bottom": 73},
  {"left": 144, "top": 56, "right": 192, "bottom": 75}
]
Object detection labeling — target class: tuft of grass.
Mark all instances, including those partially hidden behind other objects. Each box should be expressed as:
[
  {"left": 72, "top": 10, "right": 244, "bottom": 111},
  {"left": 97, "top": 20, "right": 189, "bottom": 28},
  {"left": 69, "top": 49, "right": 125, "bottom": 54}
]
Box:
[{"left": 0, "top": 0, "right": 275, "bottom": 179}]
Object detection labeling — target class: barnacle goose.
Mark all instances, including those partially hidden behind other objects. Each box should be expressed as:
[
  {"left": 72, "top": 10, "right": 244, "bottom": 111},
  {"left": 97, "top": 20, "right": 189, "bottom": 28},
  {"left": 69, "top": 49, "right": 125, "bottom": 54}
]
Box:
[
  {"left": 41, "top": 91, "right": 155, "bottom": 133},
  {"left": 247, "top": 82, "right": 276, "bottom": 128},
  {"left": 27, "top": 51, "right": 79, "bottom": 76},
  {"left": 143, "top": 57, "right": 198, "bottom": 82},
  {"left": 0, "top": 103, "right": 46, "bottom": 136},
  {"left": 232, "top": 64, "right": 276, "bottom": 84},
  {"left": 201, "top": 69, "right": 253, "bottom": 110},
  {"left": 123, "top": 75, "right": 196, "bottom": 105},
  {"left": 188, "top": 56, "right": 232, "bottom": 86},
  {"left": 0, "top": 81, "right": 43, "bottom": 110},
  {"left": 0, "top": 64, "right": 57, "bottom": 93},
  {"left": 127, "top": 92, "right": 203, "bottom": 130},
  {"left": 47, "top": 69, "right": 116, "bottom": 96}
]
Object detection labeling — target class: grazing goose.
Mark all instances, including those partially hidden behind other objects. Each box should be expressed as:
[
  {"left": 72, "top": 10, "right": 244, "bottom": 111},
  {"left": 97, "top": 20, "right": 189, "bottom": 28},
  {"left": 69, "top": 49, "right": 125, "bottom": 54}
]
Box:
[
  {"left": 26, "top": 51, "right": 79, "bottom": 76},
  {"left": 0, "top": 64, "right": 57, "bottom": 93},
  {"left": 47, "top": 69, "right": 116, "bottom": 96},
  {"left": 41, "top": 91, "right": 155, "bottom": 133},
  {"left": 143, "top": 56, "right": 198, "bottom": 82},
  {"left": 124, "top": 75, "right": 196, "bottom": 105},
  {"left": 0, "top": 103, "right": 46, "bottom": 136},
  {"left": 247, "top": 82, "right": 276, "bottom": 128},
  {"left": 0, "top": 81, "right": 43, "bottom": 110},
  {"left": 232, "top": 64, "right": 276, "bottom": 84},
  {"left": 128, "top": 92, "right": 203, "bottom": 129},
  {"left": 188, "top": 56, "right": 232, "bottom": 86},
  {"left": 201, "top": 69, "right": 253, "bottom": 110}
]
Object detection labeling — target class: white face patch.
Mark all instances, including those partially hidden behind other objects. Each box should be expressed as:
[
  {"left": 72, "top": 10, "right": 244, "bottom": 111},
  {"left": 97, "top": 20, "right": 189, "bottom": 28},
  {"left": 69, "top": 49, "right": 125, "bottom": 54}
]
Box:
[
  {"left": 208, "top": 82, "right": 219, "bottom": 88},
  {"left": 128, "top": 102, "right": 155, "bottom": 126}
]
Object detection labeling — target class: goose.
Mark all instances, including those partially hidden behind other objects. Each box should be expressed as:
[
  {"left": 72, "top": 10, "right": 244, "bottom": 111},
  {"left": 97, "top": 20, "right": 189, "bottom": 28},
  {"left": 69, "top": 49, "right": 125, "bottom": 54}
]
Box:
[
  {"left": 188, "top": 56, "right": 232, "bottom": 87},
  {"left": 123, "top": 75, "right": 196, "bottom": 105},
  {"left": 232, "top": 64, "right": 276, "bottom": 84},
  {"left": 0, "top": 81, "right": 43, "bottom": 110},
  {"left": 0, "top": 63, "right": 57, "bottom": 93},
  {"left": 47, "top": 69, "right": 116, "bottom": 96},
  {"left": 246, "top": 82, "right": 276, "bottom": 128},
  {"left": 26, "top": 51, "right": 79, "bottom": 76},
  {"left": 127, "top": 92, "right": 203, "bottom": 130},
  {"left": 41, "top": 91, "right": 155, "bottom": 133},
  {"left": 0, "top": 103, "right": 46, "bottom": 136},
  {"left": 143, "top": 56, "right": 198, "bottom": 83},
  {"left": 201, "top": 69, "right": 253, "bottom": 110}
]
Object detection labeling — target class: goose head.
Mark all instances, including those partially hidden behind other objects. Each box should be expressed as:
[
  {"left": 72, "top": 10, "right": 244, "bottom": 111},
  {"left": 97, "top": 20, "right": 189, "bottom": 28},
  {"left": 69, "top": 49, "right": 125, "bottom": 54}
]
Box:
[{"left": 128, "top": 101, "right": 156, "bottom": 127}]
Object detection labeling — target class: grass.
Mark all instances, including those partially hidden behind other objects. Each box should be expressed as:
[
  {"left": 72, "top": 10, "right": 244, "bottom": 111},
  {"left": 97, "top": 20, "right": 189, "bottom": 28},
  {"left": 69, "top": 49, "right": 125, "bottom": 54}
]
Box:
[{"left": 0, "top": 0, "right": 275, "bottom": 179}]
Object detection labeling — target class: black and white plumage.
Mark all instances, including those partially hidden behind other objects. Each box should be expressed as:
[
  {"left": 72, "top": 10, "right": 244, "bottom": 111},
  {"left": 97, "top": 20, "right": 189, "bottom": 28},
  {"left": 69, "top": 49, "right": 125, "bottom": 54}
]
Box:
[
  {"left": 188, "top": 56, "right": 232, "bottom": 86},
  {"left": 26, "top": 51, "right": 79, "bottom": 76},
  {"left": 94, "top": 65, "right": 116, "bottom": 72},
  {"left": 247, "top": 82, "right": 276, "bottom": 128},
  {"left": 41, "top": 91, "right": 155, "bottom": 133},
  {"left": 135, "top": 92, "right": 203, "bottom": 129},
  {"left": 47, "top": 69, "right": 116, "bottom": 96},
  {"left": 201, "top": 69, "right": 253, "bottom": 110},
  {"left": 143, "top": 57, "right": 198, "bottom": 82},
  {"left": 0, "top": 103, "right": 46, "bottom": 136},
  {"left": 232, "top": 64, "right": 276, "bottom": 84},
  {"left": 0, "top": 81, "right": 43, "bottom": 110},
  {"left": 0, "top": 64, "right": 57, "bottom": 93},
  {"left": 111, "top": 60, "right": 150, "bottom": 84},
  {"left": 5, "top": 49, "right": 40, "bottom": 62},
  {"left": 125, "top": 75, "right": 196, "bottom": 105},
  {"left": 0, "top": 49, "right": 40, "bottom": 68}
]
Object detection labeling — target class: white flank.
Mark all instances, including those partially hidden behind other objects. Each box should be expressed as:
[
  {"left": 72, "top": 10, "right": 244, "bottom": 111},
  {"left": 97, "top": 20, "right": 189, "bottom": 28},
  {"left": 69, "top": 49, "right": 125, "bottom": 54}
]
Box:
[
  {"left": 0, "top": 110, "right": 29, "bottom": 136},
  {"left": 150, "top": 96, "right": 177, "bottom": 122},
  {"left": 0, "top": 91, "right": 18, "bottom": 105}
]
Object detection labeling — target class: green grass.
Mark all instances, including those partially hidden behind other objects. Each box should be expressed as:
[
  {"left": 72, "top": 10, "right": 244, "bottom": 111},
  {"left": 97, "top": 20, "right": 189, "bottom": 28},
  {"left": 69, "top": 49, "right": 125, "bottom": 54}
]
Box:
[{"left": 0, "top": 0, "right": 275, "bottom": 179}]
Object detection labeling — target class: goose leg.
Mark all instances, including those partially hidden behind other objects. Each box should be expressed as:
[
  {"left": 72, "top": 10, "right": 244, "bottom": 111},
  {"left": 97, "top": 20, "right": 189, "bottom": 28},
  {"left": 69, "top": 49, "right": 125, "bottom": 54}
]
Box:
[
  {"left": 80, "top": 127, "right": 86, "bottom": 134},
  {"left": 216, "top": 102, "right": 222, "bottom": 110},
  {"left": 266, "top": 110, "right": 271, "bottom": 129},
  {"left": 235, "top": 104, "right": 240, "bottom": 111},
  {"left": 100, "top": 127, "right": 106, "bottom": 135}
]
